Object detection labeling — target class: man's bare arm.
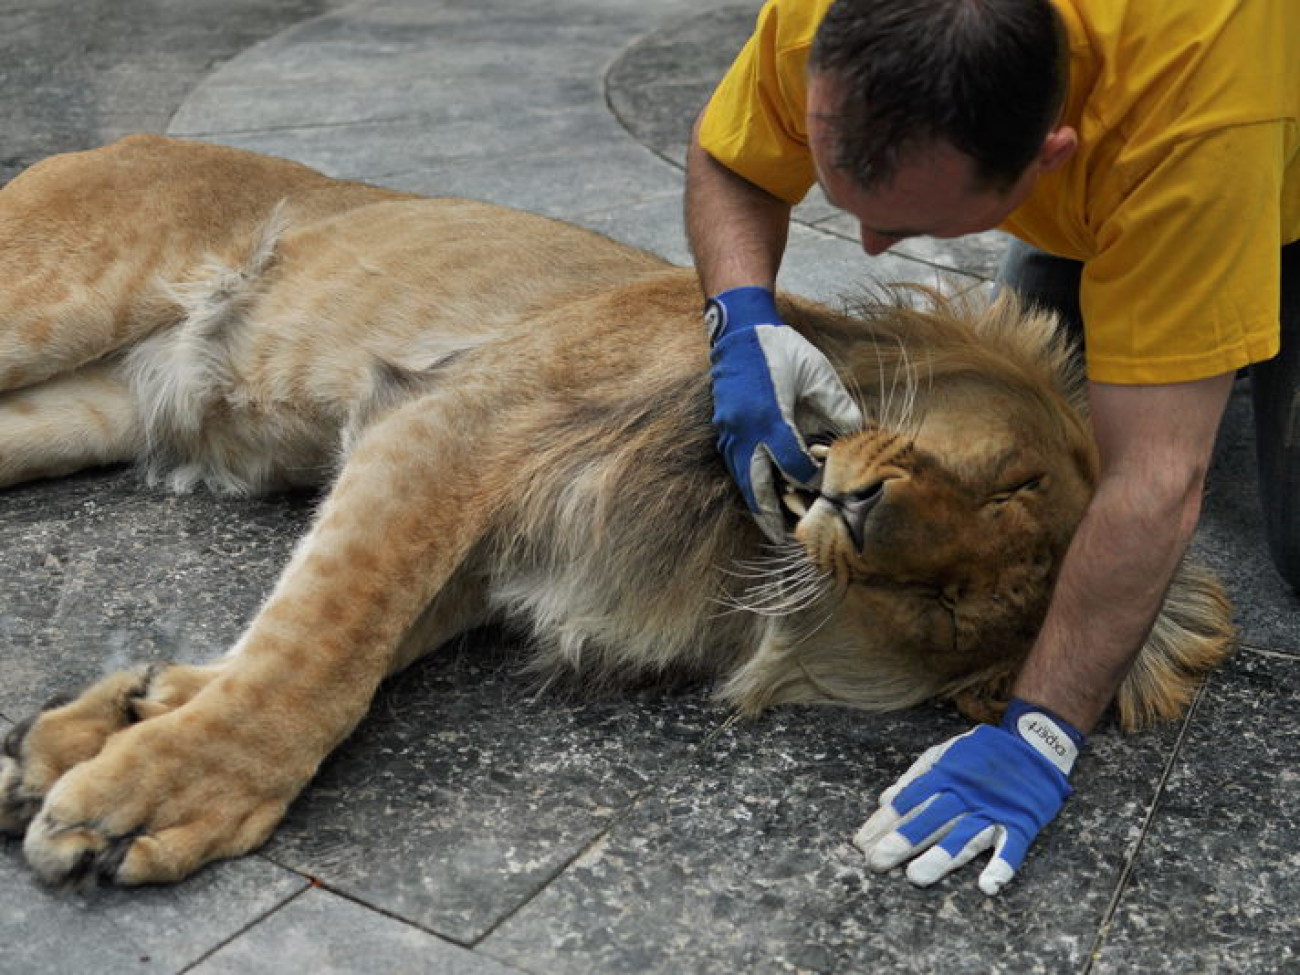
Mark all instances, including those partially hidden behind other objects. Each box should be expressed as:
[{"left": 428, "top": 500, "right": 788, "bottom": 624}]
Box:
[
  {"left": 684, "top": 110, "right": 792, "bottom": 296},
  {"left": 1013, "top": 372, "right": 1236, "bottom": 732}
]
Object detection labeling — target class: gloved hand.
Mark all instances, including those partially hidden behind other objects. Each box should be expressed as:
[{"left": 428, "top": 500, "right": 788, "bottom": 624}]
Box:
[
  {"left": 853, "top": 699, "right": 1084, "bottom": 895},
  {"left": 706, "top": 286, "right": 863, "bottom": 542}
]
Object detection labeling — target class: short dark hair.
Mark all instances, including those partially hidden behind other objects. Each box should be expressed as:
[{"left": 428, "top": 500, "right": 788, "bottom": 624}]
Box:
[{"left": 809, "top": 0, "right": 1067, "bottom": 191}]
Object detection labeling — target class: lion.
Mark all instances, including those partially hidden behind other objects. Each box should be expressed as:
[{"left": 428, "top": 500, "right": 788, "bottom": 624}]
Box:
[{"left": 0, "top": 135, "right": 1233, "bottom": 888}]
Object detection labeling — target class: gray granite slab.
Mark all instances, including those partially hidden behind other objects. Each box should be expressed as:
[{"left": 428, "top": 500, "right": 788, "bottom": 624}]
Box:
[
  {"left": 605, "top": 4, "right": 757, "bottom": 169},
  {"left": 375, "top": 141, "right": 686, "bottom": 223},
  {"left": 190, "top": 887, "right": 528, "bottom": 974},
  {"left": 165, "top": 0, "right": 699, "bottom": 230},
  {"left": 3, "top": 0, "right": 1297, "bottom": 972},
  {"left": 570, "top": 193, "right": 696, "bottom": 268},
  {"left": 0, "top": 470, "right": 310, "bottom": 720},
  {"left": 481, "top": 703, "right": 1184, "bottom": 975},
  {"left": 261, "top": 637, "right": 725, "bottom": 944},
  {"left": 604, "top": 2, "right": 850, "bottom": 238},
  {"left": 809, "top": 212, "right": 1013, "bottom": 281},
  {"left": 0, "top": 0, "right": 344, "bottom": 183},
  {"left": 781, "top": 222, "right": 957, "bottom": 309},
  {"left": 1092, "top": 650, "right": 1300, "bottom": 974},
  {"left": 0, "top": 829, "right": 306, "bottom": 975},
  {"left": 172, "top": 108, "right": 679, "bottom": 202}
]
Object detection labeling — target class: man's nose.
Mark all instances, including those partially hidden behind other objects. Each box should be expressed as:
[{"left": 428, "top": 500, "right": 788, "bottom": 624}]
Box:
[{"left": 860, "top": 227, "right": 902, "bottom": 256}]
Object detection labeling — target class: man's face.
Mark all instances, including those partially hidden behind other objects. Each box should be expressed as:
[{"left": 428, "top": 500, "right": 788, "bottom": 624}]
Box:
[{"left": 807, "top": 72, "right": 1038, "bottom": 256}]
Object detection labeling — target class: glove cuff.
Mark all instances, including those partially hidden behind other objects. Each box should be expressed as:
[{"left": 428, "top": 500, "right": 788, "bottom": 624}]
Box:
[
  {"left": 705, "top": 286, "right": 782, "bottom": 343},
  {"left": 1001, "top": 698, "right": 1085, "bottom": 776}
]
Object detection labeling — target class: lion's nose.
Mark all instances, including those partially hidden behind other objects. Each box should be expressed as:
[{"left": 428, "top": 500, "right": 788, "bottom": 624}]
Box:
[{"left": 821, "top": 482, "right": 885, "bottom": 550}]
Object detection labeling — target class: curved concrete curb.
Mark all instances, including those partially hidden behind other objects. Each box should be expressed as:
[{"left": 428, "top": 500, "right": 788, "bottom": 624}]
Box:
[{"left": 165, "top": 0, "right": 929, "bottom": 304}]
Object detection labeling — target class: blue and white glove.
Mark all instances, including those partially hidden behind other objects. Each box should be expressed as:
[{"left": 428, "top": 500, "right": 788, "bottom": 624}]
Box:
[
  {"left": 706, "top": 286, "right": 863, "bottom": 542},
  {"left": 853, "top": 699, "right": 1084, "bottom": 895}
]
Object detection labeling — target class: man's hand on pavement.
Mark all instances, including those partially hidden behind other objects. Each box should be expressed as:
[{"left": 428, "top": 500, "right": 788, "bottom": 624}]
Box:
[
  {"left": 706, "top": 286, "right": 863, "bottom": 542},
  {"left": 853, "top": 700, "right": 1084, "bottom": 895}
]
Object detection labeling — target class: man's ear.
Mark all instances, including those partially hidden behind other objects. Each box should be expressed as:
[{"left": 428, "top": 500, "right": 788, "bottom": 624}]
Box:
[{"left": 1038, "top": 126, "right": 1078, "bottom": 173}]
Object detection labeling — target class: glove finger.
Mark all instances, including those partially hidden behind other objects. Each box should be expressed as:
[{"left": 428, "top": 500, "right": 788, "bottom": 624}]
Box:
[
  {"left": 978, "top": 856, "right": 1017, "bottom": 897},
  {"left": 977, "top": 863, "right": 1019, "bottom": 899},
  {"left": 852, "top": 802, "right": 903, "bottom": 855},
  {"left": 858, "top": 794, "right": 934, "bottom": 872},
  {"left": 894, "top": 790, "right": 966, "bottom": 849},
  {"left": 758, "top": 326, "right": 864, "bottom": 437},
  {"left": 891, "top": 763, "right": 966, "bottom": 818},
  {"left": 760, "top": 425, "right": 819, "bottom": 487},
  {"left": 938, "top": 816, "right": 1002, "bottom": 865},
  {"left": 854, "top": 729, "right": 978, "bottom": 867},
  {"left": 746, "top": 448, "right": 789, "bottom": 543},
  {"left": 905, "top": 819, "right": 1001, "bottom": 888},
  {"left": 976, "top": 827, "right": 1031, "bottom": 896},
  {"left": 867, "top": 792, "right": 966, "bottom": 872},
  {"left": 793, "top": 359, "right": 865, "bottom": 438}
]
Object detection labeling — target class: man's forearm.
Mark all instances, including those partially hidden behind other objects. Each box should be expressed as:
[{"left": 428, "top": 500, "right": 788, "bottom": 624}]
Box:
[
  {"left": 1014, "top": 477, "right": 1196, "bottom": 731},
  {"left": 1013, "top": 374, "right": 1235, "bottom": 732},
  {"left": 685, "top": 111, "right": 792, "bottom": 297}
]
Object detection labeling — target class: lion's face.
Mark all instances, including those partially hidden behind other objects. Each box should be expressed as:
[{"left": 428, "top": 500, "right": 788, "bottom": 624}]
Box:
[
  {"left": 783, "top": 374, "right": 1096, "bottom": 683},
  {"left": 796, "top": 390, "right": 1092, "bottom": 585}
]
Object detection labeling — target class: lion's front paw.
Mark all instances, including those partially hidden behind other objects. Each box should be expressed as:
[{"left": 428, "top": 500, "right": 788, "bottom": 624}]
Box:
[
  {"left": 1, "top": 664, "right": 220, "bottom": 837},
  {"left": 22, "top": 711, "right": 297, "bottom": 887},
  {"left": 2, "top": 671, "right": 151, "bottom": 836}
]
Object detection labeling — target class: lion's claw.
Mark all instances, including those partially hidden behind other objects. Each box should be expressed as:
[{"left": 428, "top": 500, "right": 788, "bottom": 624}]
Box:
[
  {"left": 23, "top": 812, "right": 140, "bottom": 888},
  {"left": 0, "top": 755, "right": 41, "bottom": 834}
]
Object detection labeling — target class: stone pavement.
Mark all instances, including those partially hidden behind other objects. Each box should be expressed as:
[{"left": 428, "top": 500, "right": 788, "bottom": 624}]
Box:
[{"left": 1, "top": 0, "right": 1297, "bottom": 972}]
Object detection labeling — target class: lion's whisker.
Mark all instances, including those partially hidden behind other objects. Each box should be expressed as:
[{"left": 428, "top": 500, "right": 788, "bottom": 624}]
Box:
[
  {"left": 726, "top": 551, "right": 810, "bottom": 578},
  {"left": 742, "top": 573, "right": 824, "bottom": 606},
  {"left": 874, "top": 338, "right": 895, "bottom": 433},
  {"left": 734, "top": 576, "right": 820, "bottom": 608},
  {"left": 714, "top": 536, "right": 833, "bottom": 618}
]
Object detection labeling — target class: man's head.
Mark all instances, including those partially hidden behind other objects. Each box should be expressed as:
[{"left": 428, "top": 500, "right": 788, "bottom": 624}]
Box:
[{"left": 807, "top": 0, "right": 1074, "bottom": 253}]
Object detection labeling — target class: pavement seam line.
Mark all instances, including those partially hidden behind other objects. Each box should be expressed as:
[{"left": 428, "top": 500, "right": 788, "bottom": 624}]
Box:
[
  {"left": 250, "top": 863, "right": 535, "bottom": 967},
  {"left": 469, "top": 706, "right": 737, "bottom": 953},
  {"left": 1080, "top": 675, "right": 1210, "bottom": 974},
  {"left": 1238, "top": 641, "right": 1300, "bottom": 661},
  {"left": 175, "top": 873, "right": 314, "bottom": 974}
]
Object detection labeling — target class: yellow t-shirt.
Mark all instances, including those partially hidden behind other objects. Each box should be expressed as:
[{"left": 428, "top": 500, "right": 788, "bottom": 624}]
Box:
[{"left": 698, "top": 0, "right": 1300, "bottom": 384}]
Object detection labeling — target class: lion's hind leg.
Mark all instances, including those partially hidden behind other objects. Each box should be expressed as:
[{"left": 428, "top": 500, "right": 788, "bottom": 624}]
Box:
[
  {"left": 0, "top": 363, "right": 140, "bottom": 488},
  {"left": 0, "top": 144, "right": 178, "bottom": 393},
  {"left": 0, "top": 134, "right": 374, "bottom": 394}
]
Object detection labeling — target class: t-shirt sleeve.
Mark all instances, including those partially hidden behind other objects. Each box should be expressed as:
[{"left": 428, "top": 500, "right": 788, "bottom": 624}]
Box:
[
  {"left": 1081, "top": 123, "right": 1284, "bottom": 384},
  {"left": 696, "top": 0, "right": 818, "bottom": 205}
]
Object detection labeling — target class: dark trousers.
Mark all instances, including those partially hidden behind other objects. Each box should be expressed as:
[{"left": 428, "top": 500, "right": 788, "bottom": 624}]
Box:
[{"left": 997, "top": 238, "right": 1300, "bottom": 591}]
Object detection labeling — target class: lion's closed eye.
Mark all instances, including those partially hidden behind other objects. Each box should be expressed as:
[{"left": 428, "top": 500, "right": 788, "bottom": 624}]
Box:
[{"left": 986, "top": 474, "right": 1045, "bottom": 506}]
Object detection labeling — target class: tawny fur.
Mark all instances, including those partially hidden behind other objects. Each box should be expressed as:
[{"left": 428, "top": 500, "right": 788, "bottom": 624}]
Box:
[{"left": 0, "top": 136, "right": 1234, "bottom": 887}]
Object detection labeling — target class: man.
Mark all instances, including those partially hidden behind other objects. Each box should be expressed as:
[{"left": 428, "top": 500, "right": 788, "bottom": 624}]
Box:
[{"left": 687, "top": 0, "right": 1299, "bottom": 894}]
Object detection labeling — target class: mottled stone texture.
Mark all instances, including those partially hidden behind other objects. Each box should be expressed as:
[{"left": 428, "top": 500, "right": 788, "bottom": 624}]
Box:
[
  {"left": 1, "top": 1, "right": 1296, "bottom": 973},
  {"left": 262, "top": 639, "right": 725, "bottom": 943},
  {"left": 189, "top": 889, "right": 529, "bottom": 975},
  {"left": 481, "top": 705, "right": 1188, "bottom": 975},
  {"left": 1092, "top": 651, "right": 1300, "bottom": 975}
]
